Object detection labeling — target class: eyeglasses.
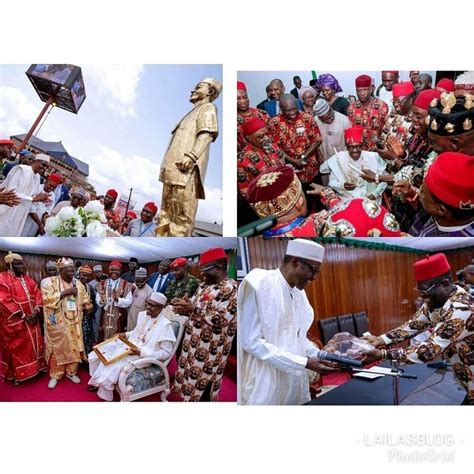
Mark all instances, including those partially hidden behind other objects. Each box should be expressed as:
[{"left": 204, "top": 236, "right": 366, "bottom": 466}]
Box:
[
  {"left": 200, "top": 264, "right": 219, "bottom": 273},
  {"left": 414, "top": 279, "right": 447, "bottom": 296},
  {"left": 298, "top": 259, "right": 320, "bottom": 277}
]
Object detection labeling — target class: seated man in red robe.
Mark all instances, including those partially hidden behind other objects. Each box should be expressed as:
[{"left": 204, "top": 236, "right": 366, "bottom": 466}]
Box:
[{"left": 0, "top": 251, "right": 46, "bottom": 385}]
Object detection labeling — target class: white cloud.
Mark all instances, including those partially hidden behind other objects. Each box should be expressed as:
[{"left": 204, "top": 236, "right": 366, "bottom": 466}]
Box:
[
  {"left": 82, "top": 65, "right": 144, "bottom": 117},
  {"left": 0, "top": 85, "right": 60, "bottom": 141},
  {"left": 88, "top": 146, "right": 222, "bottom": 225}
]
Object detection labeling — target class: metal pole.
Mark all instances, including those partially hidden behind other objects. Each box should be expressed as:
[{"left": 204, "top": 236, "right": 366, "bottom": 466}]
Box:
[
  {"left": 16, "top": 95, "right": 56, "bottom": 153},
  {"left": 124, "top": 188, "right": 133, "bottom": 215}
]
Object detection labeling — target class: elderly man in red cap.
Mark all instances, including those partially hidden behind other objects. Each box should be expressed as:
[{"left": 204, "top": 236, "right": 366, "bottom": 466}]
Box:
[
  {"left": 376, "top": 71, "right": 399, "bottom": 112},
  {"left": 237, "top": 81, "right": 270, "bottom": 153},
  {"left": 165, "top": 257, "right": 200, "bottom": 302},
  {"left": 348, "top": 74, "right": 389, "bottom": 151},
  {"left": 268, "top": 93, "right": 323, "bottom": 189},
  {"left": 237, "top": 117, "right": 287, "bottom": 197},
  {"left": 322, "top": 126, "right": 387, "bottom": 203},
  {"left": 379, "top": 81, "right": 416, "bottom": 165},
  {"left": 103, "top": 189, "right": 121, "bottom": 231},
  {"left": 436, "top": 78, "right": 455, "bottom": 93},
  {"left": 123, "top": 202, "right": 158, "bottom": 237},
  {"left": 363, "top": 253, "right": 474, "bottom": 404},
  {"left": 409, "top": 152, "right": 474, "bottom": 236},
  {"left": 96, "top": 260, "right": 133, "bottom": 342},
  {"left": 172, "top": 247, "right": 237, "bottom": 402},
  {"left": 0, "top": 251, "right": 46, "bottom": 385},
  {"left": 21, "top": 173, "right": 63, "bottom": 236}
]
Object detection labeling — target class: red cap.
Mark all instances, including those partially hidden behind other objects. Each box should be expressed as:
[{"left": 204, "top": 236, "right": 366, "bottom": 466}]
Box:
[
  {"left": 143, "top": 201, "right": 158, "bottom": 215},
  {"left": 344, "top": 126, "right": 364, "bottom": 144},
  {"left": 237, "top": 81, "right": 247, "bottom": 91},
  {"left": 106, "top": 189, "right": 118, "bottom": 200},
  {"left": 392, "top": 81, "right": 415, "bottom": 98},
  {"left": 436, "top": 78, "right": 455, "bottom": 93},
  {"left": 242, "top": 117, "right": 266, "bottom": 137},
  {"left": 126, "top": 210, "right": 137, "bottom": 219},
  {"left": 323, "top": 198, "right": 401, "bottom": 237},
  {"left": 0, "top": 139, "right": 14, "bottom": 146},
  {"left": 355, "top": 74, "right": 372, "bottom": 88},
  {"left": 109, "top": 260, "right": 122, "bottom": 269},
  {"left": 199, "top": 247, "right": 227, "bottom": 266},
  {"left": 424, "top": 152, "right": 474, "bottom": 209},
  {"left": 47, "top": 173, "right": 63, "bottom": 185},
  {"left": 413, "top": 89, "right": 441, "bottom": 111},
  {"left": 414, "top": 253, "right": 451, "bottom": 282},
  {"left": 170, "top": 257, "right": 187, "bottom": 269},
  {"left": 382, "top": 70, "right": 399, "bottom": 75}
]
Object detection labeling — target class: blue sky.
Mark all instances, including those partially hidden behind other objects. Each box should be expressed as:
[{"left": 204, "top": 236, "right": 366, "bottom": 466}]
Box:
[{"left": 0, "top": 64, "right": 223, "bottom": 223}]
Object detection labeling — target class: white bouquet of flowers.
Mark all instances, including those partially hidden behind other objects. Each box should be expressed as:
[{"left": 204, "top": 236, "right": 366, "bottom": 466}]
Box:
[{"left": 45, "top": 201, "right": 112, "bottom": 237}]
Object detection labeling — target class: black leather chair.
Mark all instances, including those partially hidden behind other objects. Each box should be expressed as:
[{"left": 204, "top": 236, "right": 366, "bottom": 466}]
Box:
[
  {"left": 319, "top": 317, "right": 340, "bottom": 345},
  {"left": 337, "top": 314, "right": 356, "bottom": 336},
  {"left": 353, "top": 311, "right": 369, "bottom": 337}
]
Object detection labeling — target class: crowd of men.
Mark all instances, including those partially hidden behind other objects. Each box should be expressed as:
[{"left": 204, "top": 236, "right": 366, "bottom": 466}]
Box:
[
  {"left": 0, "top": 146, "right": 159, "bottom": 237},
  {"left": 238, "top": 239, "right": 474, "bottom": 405},
  {"left": 237, "top": 71, "right": 474, "bottom": 237},
  {"left": 0, "top": 247, "right": 237, "bottom": 402}
]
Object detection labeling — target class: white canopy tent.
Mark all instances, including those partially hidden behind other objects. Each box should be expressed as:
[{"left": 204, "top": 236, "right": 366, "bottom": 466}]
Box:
[{"left": 0, "top": 237, "right": 238, "bottom": 262}]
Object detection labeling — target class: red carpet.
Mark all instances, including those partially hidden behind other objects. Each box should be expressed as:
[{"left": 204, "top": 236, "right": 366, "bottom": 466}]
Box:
[{"left": 0, "top": 355, "right": 237, "bottom": 402}]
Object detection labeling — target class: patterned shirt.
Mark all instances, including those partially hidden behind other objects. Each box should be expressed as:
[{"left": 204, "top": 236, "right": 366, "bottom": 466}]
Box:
[
  {"left": 269, "top": 111, "right": 322, "bottom": 184},
  {"left": 104, "top": 208, "right": 121, "bottom": 231},
  {"left": 382, "top": 286, "right": 474, "bottom": 403},
  {"left": 237, "top": 142, "right": 285, "bottom": 196},
  {"left": 237, "top": 108, "right": 270, "bottom": 152},
  {"left": 165, "top": 274, "right": 201, "bottom": 301},
  {"left": 347, "top": 98, "right": 389, "bottom": 151}
]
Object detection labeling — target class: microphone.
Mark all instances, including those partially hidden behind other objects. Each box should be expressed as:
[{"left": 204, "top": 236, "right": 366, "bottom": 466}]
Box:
[
  {"left": 316, "top": 350, "right": 363, "bottom": 368},
  {"left": 427, "top": 360, "right": 449, "bottom": 369},
  {"left": 237, "top": 216, "right": 277, "bottom": 237}
]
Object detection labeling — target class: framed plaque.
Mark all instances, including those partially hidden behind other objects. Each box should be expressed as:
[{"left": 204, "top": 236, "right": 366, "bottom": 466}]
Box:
[{"left": 93, "top": 335, "right": 139, "bottom": 366}]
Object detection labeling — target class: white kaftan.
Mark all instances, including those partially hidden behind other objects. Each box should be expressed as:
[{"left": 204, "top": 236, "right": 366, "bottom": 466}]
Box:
[{"left": 237, "top": 268, "right": 319, "bottom": 405}]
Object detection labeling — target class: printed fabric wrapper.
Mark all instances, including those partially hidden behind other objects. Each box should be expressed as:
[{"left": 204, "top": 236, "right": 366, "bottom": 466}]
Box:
[{"left": 321, "top": 332, "right": 374, "bottom": 368}]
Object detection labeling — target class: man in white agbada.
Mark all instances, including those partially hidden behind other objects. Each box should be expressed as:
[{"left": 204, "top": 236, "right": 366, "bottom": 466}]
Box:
[
  {"left": 321, "top": 126, "right": 387, "bottom": 204},
  {"left": 238, "top": 239, "right": 334, "bottom": 405},
  {"left": 127, "top": 267, "right": 153, "bottom": 331},
  {"left": 0, "top": 153, "right": 52, "bottom": 236},
  {"left": 88, "top": 292, "right": 176, "bottom": 401}
]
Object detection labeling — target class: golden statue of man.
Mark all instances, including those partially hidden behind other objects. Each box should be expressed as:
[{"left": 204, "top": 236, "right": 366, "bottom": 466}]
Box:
[{"left": 156, "top": 77, "right": 222, "bottom": 236}]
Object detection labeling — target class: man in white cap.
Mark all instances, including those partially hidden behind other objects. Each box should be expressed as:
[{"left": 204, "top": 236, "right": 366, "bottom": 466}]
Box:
[
  {"left": 0, "top": 153, "right": 51, "bottom": 236},
  {"left": 41, "top": 257, "right": 92, "bottom": 389},
  {"left": 156, "top": 77, "right": 222, "bottom": 236},
  {"left": 314, "top": 98, "right": 351, "bottom": 164},
  {"left": 238, "top": 239, "right": 335, "bottom": 405},
  {"left": 127, "top": 267, "right": 153, "bottom": 331},
  {"left": 87, "top": 292, "right": 176, "bottom": 401}
]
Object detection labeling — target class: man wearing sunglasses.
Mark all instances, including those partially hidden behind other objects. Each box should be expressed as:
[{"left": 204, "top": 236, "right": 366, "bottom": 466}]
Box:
[
  {"left": 363, "top": 253, "right": 473, "bottom": 404},
  {"left": 238, "top": 238, "right": 337, "bottom": 405}
]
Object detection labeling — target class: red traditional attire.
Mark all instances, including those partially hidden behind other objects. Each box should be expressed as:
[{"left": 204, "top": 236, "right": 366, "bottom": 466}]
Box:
[
  {"left": 347, "top": 98, "right": 389, "bottom": 151},
  {"left": 237, "top": 142, "right": 286, "bottom": 196},
  {"left": 0, "top": 271, "right": 46, "bottom": 382},
  {"left": 237, "top": 108, "right": 270, "bottom": 152},
  {"left": 269, "top": 111, "right": 322, "bottom": 184},
  {"left": 104, "top": 208, "right": 121, "bottom": 231}
]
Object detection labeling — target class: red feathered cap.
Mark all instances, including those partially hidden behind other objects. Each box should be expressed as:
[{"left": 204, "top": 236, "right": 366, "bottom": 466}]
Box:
[
  {"left": 414, "top": 253, "right": 451, "bottom": 282},
  {"left": 143, "top": 202, "right": 158, "bottom": 215},
  {"left": 344, "top": 126, "right": 364, "bottom": 144},
  {"left": 424, "top": 152, "right": 474, "bottom": 209},
  {"left": 355, "top": 74, "right": 372, "bottom": 88},
  {"left": 170, "top": 257, "right": 187, "bottom": 269},
  {"left": 47, "top": 173, "right": 63, "bottom": 185},
  {"left": 199, "top": 247, "right": 227, "bottom": 266},
  {"left": 237, "top": 81, "right": 247, "bottom": 91},
  {"left": 392, "top": 81, "right": 415, "bottom": 98},
  {"left": 436, "top": 78, "right": 455, "bottom": 93},
  {"left": 106, "top": 189, "right": 118, "bottom": 199},
  {"left": 413, "top": 89, "right": 441, "bottom": 111},
  {"left": 242, "top": 117, "right": 266, "bottom": 137}
]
